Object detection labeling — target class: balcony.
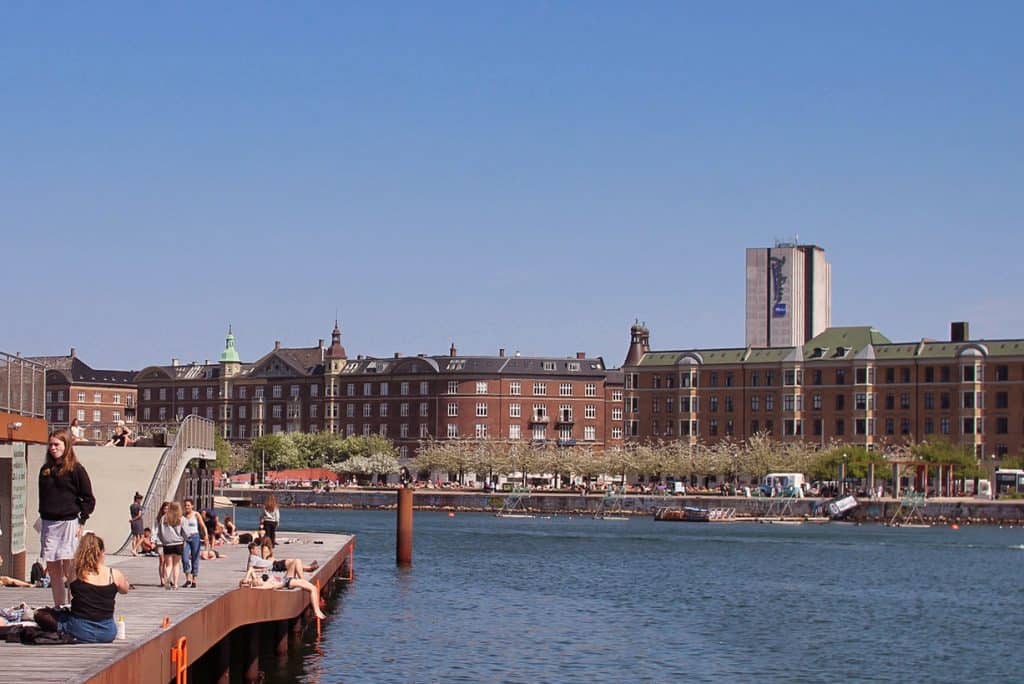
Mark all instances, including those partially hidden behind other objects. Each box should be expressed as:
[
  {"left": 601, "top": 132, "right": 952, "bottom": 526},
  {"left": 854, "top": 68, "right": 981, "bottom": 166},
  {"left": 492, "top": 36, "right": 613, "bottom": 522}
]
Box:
[
  {"left": 556, "top": 413, "right": 574, "bottom": 425},
  {"left": 529, "top": 415, "right": 549, "bottom": 424},
  {"left": 557, "top": 438, "right": 577, "bottom": 447}
]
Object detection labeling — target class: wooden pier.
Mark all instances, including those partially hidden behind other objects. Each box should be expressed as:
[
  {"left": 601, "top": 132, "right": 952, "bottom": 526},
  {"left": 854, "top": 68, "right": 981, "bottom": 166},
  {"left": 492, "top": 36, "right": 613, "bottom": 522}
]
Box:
[{"left": 0, "top": 532, "right": 354, "bottom": 684}]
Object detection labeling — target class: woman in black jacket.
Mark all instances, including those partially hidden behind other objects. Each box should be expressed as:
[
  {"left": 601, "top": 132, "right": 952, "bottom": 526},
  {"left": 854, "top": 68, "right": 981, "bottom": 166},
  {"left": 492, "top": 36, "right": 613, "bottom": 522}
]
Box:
[{"left": 39, "top": 429, "right": 96, "bottom": 606}]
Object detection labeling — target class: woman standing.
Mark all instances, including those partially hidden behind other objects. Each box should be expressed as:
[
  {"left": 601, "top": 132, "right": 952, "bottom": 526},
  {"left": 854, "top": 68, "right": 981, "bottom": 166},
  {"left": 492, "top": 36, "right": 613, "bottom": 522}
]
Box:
[
  {"left": 181, "top": 499, "right": 209, "bottom": 588},
  {"left": 157, "top": 502, "right": 187, "bottom": 589},
  {"left": 38, "top": 429, "right": 95, "bottom": 606},
  {"left": 154, "top": 501, "right": 170, "bottom": 586},
  {"left": 260, "top": 494, "right": 280, "bottom": 546},
  {"left": 59, "top": 532, "right": 130, "bottom": 643}
]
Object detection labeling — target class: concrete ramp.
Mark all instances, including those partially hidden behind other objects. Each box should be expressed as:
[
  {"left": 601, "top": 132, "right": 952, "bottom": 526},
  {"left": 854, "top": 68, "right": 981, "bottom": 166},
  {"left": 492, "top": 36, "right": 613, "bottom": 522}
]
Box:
[{"left": 24, "top": 445, "right": 166, "bottom": 561}]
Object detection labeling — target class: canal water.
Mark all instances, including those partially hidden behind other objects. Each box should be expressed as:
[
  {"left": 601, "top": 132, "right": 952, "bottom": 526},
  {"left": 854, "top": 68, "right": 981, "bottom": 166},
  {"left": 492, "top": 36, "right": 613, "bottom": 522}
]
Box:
[{"left": 233, "top": 508, "right": 1024, "bottom": 683}]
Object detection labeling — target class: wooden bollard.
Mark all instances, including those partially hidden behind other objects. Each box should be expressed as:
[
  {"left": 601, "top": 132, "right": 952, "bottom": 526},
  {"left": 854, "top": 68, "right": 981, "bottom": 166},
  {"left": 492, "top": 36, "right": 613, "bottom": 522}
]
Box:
[{"left": 397, "top": 487, "right": 413, "bottom": 566}]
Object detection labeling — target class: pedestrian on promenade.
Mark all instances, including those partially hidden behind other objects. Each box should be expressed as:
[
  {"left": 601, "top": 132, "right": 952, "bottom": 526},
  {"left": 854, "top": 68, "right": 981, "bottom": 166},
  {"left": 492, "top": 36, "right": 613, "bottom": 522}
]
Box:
[
  {"left": 129, "top": 492, "right": 144, "bottom": 556},
  {"left": 38, "top": 429, "right": 96, "bottom": 607},
  {"left": 157, "top": 501, "right": 187, "bottom": 589},
  {"left": 260, "top": 494, "right": 280, "bottom": 546},
  {"left": 181, "top": 498, "right": 209, "bottom": 588},
  {"left": 154, "top": 501, "right": 170, "bottom": 586}
]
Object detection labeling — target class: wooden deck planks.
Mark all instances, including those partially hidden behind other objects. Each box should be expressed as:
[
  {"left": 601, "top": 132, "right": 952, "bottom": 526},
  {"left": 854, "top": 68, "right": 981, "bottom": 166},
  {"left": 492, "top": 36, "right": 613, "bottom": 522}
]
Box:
[{"left": 0, "top": 532, "right": 354, "bottom": 684}]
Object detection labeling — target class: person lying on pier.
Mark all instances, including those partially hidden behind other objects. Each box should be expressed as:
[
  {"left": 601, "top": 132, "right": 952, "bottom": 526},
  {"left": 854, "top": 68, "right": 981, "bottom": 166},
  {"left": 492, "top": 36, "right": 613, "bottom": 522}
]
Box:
[
  {"left": 238, "top": 566, "right": 327, "bottom": 620},
  {"left": 246, "top": 540, "right": 318, "bottom": 579},
  {"left": 0, "top": 556, "right": 33, "bottom": 588}
]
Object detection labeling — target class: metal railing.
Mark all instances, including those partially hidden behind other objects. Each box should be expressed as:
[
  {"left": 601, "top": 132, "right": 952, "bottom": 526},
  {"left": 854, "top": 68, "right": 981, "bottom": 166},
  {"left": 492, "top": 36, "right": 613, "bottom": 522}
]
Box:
[
  {"left": 0, "top": 352, "right": 45, "bottom": 417},
  {"left": 115, "top": 415, "right": 216, "bottom": 554}
]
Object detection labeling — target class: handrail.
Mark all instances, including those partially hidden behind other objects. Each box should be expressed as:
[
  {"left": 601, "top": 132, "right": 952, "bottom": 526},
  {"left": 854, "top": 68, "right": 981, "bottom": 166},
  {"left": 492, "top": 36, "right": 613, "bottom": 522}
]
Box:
[
  {"left": 0, "top": 352, "right": 45, "bottom": 417},
  {"left": 115, "top": 415, "right": 216, "bottom": 554}
]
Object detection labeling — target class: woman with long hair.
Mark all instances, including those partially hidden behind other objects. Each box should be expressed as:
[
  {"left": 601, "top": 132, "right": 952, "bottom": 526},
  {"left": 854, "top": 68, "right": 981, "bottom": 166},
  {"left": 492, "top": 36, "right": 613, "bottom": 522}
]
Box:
[
  {"left": 58, "top": 532, "right": 130, "bottom": 642},
  {"left": 157, "top": 502, "right": 187, "bottom": 589},
  {"left": 260, "top": 494, "right": 280, "bottom": 546},
  {"left": 155, "top": 501, "right": 170, "bottom": 585},
  {"left": 180, "top": 498, "right": 209, "bottom": 588},
  {"left": 38, "top": 429, "right": 95, "bottom": 606}
]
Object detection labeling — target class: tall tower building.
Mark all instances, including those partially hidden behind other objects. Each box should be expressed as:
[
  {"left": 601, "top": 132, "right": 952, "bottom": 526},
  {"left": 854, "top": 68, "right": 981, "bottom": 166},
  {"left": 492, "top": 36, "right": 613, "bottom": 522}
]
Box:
[{"left": 745, "top": 242, "right": 831, "bottom": 348}]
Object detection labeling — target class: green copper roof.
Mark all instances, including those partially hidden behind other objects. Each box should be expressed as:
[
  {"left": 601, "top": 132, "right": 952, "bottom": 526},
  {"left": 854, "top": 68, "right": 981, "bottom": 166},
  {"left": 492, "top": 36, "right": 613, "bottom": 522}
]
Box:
[{"left": 219, "top": 327, "right": 241, "bottom": 364}]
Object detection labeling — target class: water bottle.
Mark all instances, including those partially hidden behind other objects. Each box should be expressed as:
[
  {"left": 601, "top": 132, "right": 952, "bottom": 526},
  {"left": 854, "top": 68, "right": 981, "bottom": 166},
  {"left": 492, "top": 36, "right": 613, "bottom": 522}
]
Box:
[{"left": 117, "top": 616, "right": 126, "bottom": 640}]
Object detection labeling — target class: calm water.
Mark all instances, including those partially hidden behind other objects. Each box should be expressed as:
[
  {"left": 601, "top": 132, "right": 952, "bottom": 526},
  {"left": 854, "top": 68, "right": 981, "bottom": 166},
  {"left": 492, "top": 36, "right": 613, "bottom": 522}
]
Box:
[{"left": 232, "top": 508, "right": 1024, "bottom": 683}]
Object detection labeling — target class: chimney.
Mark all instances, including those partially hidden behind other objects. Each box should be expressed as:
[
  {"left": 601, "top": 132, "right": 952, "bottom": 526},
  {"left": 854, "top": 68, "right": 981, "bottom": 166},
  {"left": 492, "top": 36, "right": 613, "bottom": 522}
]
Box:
[
  {"left": 204, "top": 360, "right": 209, "bottom": 366},
  {"left": 394, "top": 352, "right": 401, "bottom": 358},
  {"left": 357, "top": 354, "right": 364, "bottom": 360},
  {"left": 171, "top": 358, "right": 180, "bottom": 367},
  {"left": 951, "top": 321, "right": 969, "bottom": 343},
  {"left": 576, "top": 352, "right": 586, "bottom": 359},
  {"left": 70, "top": 347, "right": 76, "bottom": 358},
  {"left": 499, "top": 348, "right": 505, "bottom": 358},
  {"left": 449, "top": 343, "right": 457, "bottom": 357},
  {"left": 318, "top": 339, "right": 325, "bottom": 349},
  {"left": 274, "top": 340, "right": 282, "bottom": 350},
  {"left": 417, "top": 353, "right": 425, "bottom": 357}
]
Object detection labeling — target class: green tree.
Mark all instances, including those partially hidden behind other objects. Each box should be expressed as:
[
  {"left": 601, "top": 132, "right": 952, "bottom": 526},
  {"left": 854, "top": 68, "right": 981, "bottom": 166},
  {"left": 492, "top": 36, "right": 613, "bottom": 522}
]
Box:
[{"left": 250, "top": 433, "right": 303, "bottom": 472}]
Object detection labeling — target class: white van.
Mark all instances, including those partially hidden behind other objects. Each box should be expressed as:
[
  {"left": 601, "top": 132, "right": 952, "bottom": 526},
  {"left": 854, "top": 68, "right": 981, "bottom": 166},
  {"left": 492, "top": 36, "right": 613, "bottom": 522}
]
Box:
[
  {"left": 964, "top": 478, "right": 992, "bottom": 499},
  {"left": 761, "top": 473, "right": 807, "bottom": 497}
]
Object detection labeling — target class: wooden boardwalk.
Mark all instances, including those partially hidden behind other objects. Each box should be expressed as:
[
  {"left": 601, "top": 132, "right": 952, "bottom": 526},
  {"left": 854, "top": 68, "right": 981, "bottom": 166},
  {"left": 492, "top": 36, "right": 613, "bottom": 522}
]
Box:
[{"left": 0, "top": 532, "right": 354, "bottom": 684}]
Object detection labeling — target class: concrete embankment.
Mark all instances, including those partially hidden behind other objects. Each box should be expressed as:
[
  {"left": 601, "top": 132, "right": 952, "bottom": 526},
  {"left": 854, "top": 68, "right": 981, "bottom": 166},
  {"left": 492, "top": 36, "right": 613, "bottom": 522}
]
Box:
[{"left": 223, "top": 488, "right": 1024, "bottom": 524}]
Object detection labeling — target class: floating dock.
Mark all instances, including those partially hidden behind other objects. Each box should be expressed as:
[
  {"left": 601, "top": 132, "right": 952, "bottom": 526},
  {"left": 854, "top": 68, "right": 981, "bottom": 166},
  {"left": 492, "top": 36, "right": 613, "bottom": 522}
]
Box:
[{"left": 0, "top": 532, "right": 354, "bottom": 684}]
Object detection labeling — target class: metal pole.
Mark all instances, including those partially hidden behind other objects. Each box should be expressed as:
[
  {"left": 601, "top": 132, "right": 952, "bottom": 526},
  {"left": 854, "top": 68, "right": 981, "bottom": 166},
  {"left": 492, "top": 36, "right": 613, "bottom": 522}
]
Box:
[{"left": 396, "top": 487, "right": 413, "bottom": 567}]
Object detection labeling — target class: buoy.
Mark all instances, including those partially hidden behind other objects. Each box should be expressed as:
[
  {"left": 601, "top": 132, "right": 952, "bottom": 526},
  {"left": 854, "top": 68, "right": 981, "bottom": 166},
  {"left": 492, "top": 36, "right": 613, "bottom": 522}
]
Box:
[{"left": 448, "top": 512, "right": 455, "bottom": 518}]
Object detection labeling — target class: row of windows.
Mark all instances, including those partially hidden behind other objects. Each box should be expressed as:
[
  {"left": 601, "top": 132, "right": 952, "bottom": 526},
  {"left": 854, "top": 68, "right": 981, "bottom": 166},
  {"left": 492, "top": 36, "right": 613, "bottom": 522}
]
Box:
[
  {"left": 635, "top": 363, "right": 1000, "bottom": 390},
  {"left": 46, "top": 409, "right": 130, "bottom": 423},
  {"left": 643, "top": 416, "right": 1012, "bottom": 438},
  {"left": 444, "top": 424, "right": 601, "bottom": 441},
  {"left": 441, "top": 403, "right": 601, "bottom": 419},
  {"left": 636, "top": 390, "right": 1010, "bottom": 414},
  {"left": 47, "top": 391, "right": 130, "bottom": 405}
]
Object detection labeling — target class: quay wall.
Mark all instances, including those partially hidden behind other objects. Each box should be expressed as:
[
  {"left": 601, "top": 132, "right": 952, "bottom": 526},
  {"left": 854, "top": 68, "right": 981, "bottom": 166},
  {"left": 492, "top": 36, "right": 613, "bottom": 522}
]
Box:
[{"left": 223, "top": 489, "right": 1024, "bottom": 524}]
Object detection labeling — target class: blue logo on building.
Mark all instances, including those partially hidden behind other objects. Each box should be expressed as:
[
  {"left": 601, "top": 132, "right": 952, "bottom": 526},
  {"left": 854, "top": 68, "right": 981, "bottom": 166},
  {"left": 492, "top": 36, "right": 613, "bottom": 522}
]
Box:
[{"left": 773, "top": 303, "right": 787, "bottom": 318}]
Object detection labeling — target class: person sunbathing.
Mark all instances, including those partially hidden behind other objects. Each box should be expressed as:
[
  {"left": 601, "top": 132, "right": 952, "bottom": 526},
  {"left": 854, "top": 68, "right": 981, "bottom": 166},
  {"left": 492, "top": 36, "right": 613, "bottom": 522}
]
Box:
[
  {"left": 0, "top": 556, "right": 32, "bottom": 588},
  {"left": 238, "top": 566, "right": 327, "bottom": 620},
  {"left": 247, "top": 539, "right": 318, "bottom": 579}
]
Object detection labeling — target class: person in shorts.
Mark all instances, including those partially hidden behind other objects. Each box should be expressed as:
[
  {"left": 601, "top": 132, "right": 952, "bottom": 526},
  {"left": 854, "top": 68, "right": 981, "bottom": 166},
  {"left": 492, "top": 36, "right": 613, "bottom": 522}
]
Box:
[
  {"left": 38, "top": 429, "right": 96, "bottom": 606},
  {"left": 129, "top": 492, "right": 145, "bottom": 555}
]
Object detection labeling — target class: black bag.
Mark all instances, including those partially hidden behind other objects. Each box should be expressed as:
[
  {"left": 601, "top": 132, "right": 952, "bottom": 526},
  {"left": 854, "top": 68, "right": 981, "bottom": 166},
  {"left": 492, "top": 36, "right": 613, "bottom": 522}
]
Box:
[
  {"left": 20, "top": 626, "right": 77, "bottom": 645},
  {"left": 30, "top": 561, "right": 46, "bottom": 584}
]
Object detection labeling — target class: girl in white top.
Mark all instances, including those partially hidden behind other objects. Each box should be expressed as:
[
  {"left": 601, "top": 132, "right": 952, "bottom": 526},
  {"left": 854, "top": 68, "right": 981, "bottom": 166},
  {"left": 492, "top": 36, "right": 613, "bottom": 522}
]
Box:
[
  {"left": 260, "top": 494, "right": 280, "bottom": 546},
  {"left": 181, "top": 499, "right": 209, "bottom": 588}
]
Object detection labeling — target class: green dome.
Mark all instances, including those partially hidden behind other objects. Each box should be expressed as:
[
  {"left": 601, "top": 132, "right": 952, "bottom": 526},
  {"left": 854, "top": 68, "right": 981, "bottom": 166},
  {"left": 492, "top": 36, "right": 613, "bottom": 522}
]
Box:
[{"left": 219, "top": 326, "right": 241, "bottom": 364}]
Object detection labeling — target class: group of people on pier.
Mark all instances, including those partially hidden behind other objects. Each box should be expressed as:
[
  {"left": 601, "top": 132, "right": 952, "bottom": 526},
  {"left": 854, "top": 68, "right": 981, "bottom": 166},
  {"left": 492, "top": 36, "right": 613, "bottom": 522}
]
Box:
[{"left": 20, "top": 428, "right": 326, "bottom": 644}]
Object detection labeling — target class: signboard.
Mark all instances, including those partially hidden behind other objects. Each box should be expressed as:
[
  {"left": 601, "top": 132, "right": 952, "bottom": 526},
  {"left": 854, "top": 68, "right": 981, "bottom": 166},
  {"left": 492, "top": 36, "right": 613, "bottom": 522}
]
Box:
[
  {"left": 9, "top": 443, "right": 26, "bottom": 554},
  {"left": 769, "top": 255, "right": 788, "bottom": 318}
]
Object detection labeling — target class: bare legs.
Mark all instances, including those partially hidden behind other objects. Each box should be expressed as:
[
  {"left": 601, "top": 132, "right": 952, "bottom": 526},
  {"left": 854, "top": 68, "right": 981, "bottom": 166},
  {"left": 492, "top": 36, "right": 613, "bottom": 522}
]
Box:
[
  {"left": 289, "top": 578, "right": 327, "bottom": 619},
  {"left": 161, "top": 553, "right": 182, "bottom": 587},
  {"left": 47, "top": 559, "right": 75, "bottom": 606}
]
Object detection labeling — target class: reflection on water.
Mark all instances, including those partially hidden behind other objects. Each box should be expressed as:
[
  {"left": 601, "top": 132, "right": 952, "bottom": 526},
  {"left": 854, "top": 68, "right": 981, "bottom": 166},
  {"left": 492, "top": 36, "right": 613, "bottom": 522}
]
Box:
[{"left": 235, "top": 509, "right": 1024, "bottom": 683}]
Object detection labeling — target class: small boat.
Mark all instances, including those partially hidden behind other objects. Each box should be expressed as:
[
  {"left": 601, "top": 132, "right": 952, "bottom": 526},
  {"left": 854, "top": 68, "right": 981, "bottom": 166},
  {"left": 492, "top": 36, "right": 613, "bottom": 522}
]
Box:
[
  {"left": 655, "top": 506, "right": 712, "bottom": 522},
  {"left": 496, "top": 513, "right": 535, "bottom": 519}
]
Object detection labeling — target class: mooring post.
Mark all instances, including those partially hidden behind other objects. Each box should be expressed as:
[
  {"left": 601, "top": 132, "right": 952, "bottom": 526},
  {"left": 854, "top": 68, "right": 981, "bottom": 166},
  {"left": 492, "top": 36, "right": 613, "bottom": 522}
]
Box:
[
  {"left": 210, "top": 636, "right": 231, "bottom": 684},
  {"left": 239, "top": 623, "right": 261, "bottom": 683},
  {"left": 397, "top": 485, "right": 413, "bottom": 566}
]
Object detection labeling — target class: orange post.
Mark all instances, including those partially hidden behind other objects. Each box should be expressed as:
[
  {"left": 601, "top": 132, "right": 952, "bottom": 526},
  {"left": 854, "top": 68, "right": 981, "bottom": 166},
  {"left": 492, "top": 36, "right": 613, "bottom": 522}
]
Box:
[
  {"left": 316, "top": 579, "right": 322, "bottom": 638},
  {"left": 396, "top": 488, "right": 413, "bottom": 566},
  {"left": 170, "top": 636, "right": 188, "bottom": 684},
  {"left": 346, "top": 542, "right": 355, "bottom": 580}
]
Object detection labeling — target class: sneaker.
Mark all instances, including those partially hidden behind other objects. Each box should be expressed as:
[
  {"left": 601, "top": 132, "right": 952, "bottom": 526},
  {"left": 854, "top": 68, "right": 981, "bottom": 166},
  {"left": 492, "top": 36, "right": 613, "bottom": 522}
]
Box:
[{"left": 183, "top": 581, "right": 193, "bottom": 588}]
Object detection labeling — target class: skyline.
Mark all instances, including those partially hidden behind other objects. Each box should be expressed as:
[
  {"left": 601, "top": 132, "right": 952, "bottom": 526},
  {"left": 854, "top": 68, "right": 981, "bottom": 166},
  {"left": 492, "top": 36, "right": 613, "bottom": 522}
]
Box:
[{"left": 4, "top": 3, "right": 1022, "bottom": 369}]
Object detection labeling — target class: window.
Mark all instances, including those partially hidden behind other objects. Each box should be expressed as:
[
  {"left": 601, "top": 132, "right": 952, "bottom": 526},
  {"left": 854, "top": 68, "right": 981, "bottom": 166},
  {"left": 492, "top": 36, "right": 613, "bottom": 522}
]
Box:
[
  {"left": 558, "top": 425, "right": 572, "bottom": 440},
  {"left": 400, "top": 382, "right": 409, "bottom": 396},
  {"left": 680, "top": 371, "right": 698, "bottom": 388},
  {"left": 996, "top": 417, "right": 1009, "bottom": 434},
  {"left": 448, "top": 381, "right": 458, "bottom": 394},
  {"left": 585, "top": 383, "right": 597, "bottom": 397},
  {"left": 509, "top": 424, "right": 521, "bottom": 440},
  {"left": 708, "top": 373, "right": 718, "bottom": 387},
  {"left": 995, "top": 392, "right": 1009, "bottom": 409},
  {"left": 725, "top": 373, "right": 734, "bottom": 387},
  {"left": 94, "top": 392, "right": 103, "bottom": 403},
  {"left": 362, "top": 425, "right": 371, "bottom": 436},
  {"left": 239, "top": 405, "right": 248, "bottom": 419},
  {"left": 255, "top": 387, "right": 265, "bottom": 399},
  {"left": 584, "top": 425, "right": 596, "bottom": 441},
  {"left": 143, "top": 389, "right": 151, "bottom": 401},
  {"left": 533, "top": 383, "right": 547, "bottom": 396},
  {"left": 420, "top": 381, "right": 429, "bottom": 395},
  {"left": 612, "top": 427, "right": 623, "bottom": 439},
  {"left": 273, "top": 405, "right": 282, "bottom": 418},
  {"left": 476, "top": 403, "right": 488, "bottom": 417},
  {"left": 585, "top": 404, "right": 597, "bottom": 419},
  {"left": 709, "top": 419, "right": 718, "bottom": 436},
  {"left": 510, "top": 403, "right": 521, "bottom": 418},
  {"left": 380, "top": 403, "right": 389, "bottom": 417},
  {"left": 159, "top": 388, "right": 167, "bottom": 401},
  {"left": 534, "top": 424, "right": 548, "bottom": 441},
  {"left": 666, "top": 397, "right": 674, "bottom": 413},
  {"left": 812, "top": 370, "right": 823, "bottom": 386},
  {"left": 174, "top": 389, "right": 184, "bottom": 401},
  {"left": 419, "top": 424, "right": 429, "bottom": 438},
  {"left": 901, "top": 368, "right": 911, "bottom": 383},
  {"left": 559, "top": 405, "right": 572, "bottom": 422},
  {"left": 347, "top": 383, "right": 356, "bottom": 396},
  {"left": 612, "top": 408, "right": 623, "bottom": 421},
  {"left": 159, "top": 407, "right": 167, "bottom": 420},
  {"left": 835, "top": 395, "right": 845, "bottom": 411},
  {"left": 962, "top": 417, "right": 978, "bottom": 435},
  {"left": 854, "top": 418, "right": 874, "bottom": 435},
  {"left": 376, "top": 382, "right": 387, "bottom": 396},
  {"left": 750, "top": 373, "right": 759, "bottom": 387},
  {"left": 476, "top": 382, "right": 487, "bottom": 395},
  {"left": 400, "top": 423, "right": 409, "bottom": 438},
  {"left": 900, "top": 393, "right": 911, "bottom": 409},
  {"left": 885, "top": 418, "right": 895, "bottom": 436},
  {"left": 783, "top": 395, "right": 802, "bottom": 411},
  {"left": 448, "top": 402, "right": 458, "bottom": 417},
  {"left": 783, "top": 419, "right": 802, "bottom": 436},
  {"left": 940, "top": 393, "right": 951, "bottom": 410},
  {"left": 559, "top": 383, "right": 572, "bottom": 397},
  {"left": 379, "top": 424, "right": 388, "bottom": 436},
  {"left": 835, "top": 419, "right": 845, "bottom": 436},
  {"left": 400, "top": 402, "right": 410, "bottom": 417},
  {"left": 311, "top": 384, "right": 319, "bottom": 397},
  {"left": 995, "top": 365, "right": 1009, "bottom": 381},
  {"left": 144, "top": 407, "right": 151, "bottom": 420},
  {"left": 363, "top": 404, "right": 372, "bottom": 417},
  {"left": 750, "top": 396, "right": 760, "bottom": 412},
  {"left": 510, "top": 382, "right": 521, "bottom": 396},
  {"left": 724, "top": 397, "right": 734, "bottom": 412},
  {"left": 225, "top": 405, "right": 234, "bottom": 420},
  {"left": 223, "top": 424, "right": 232, "bottom": 439},
  {"left": 835, "top": 369, "right": 846, "bottom": 385},
  {"left": 611, "top": 390, "right": 623, "bottom": 402},
  {"left": 784, "top": 370, "right": 802, "bottom": 386},
  {"left": 206, "top": 387, "right": 215, "bottom": 399},
  {"left": 812, "top": 419, "right": 822, "bottom": 436},
  {"left": 543, "top": 361, "right": 556, "bottom": 371},
  {"left": 76, "top": 409, "right": 85, "bottom": 421},
  {"left": 855, "top": 367, "right": 874, "bottom": 385},
  {"left": 924, "top": 418, "right": 934, "bottom": 434},
  {"left": 363, "top": 383, "right": 373, "bottom": 396},
  {"left": 652, "top": 399, "right": 660, "bottom": 413},
  {"left": 654, "top": 376, "right": 662, "bottom": 389},
  {"left": 901, "top": 418, "right": 911, "bottom": 435},
  {"left": 447, "top": 424, "right": 459, "bottom": 438},
  {"left": 475, "top": 424, "right": 488, "bottom": 439},
  {"left": 765, "top": 372, "right": 774, "bottom": 386},
  {"left": 420, "top": 402, "right": 429, "bottom": 417},
  {"left": 239, "top": 386, "right": 248, "bottom": 399},
  {"left": 238, "top": 425, "right": 247, "bottom": 439},
  {"left": 92, "top": 410, "right": 101, "bottom": 422},
  {"left": 765, "top": 394, "right": 774, "bottom": 411},
  {"left": 962, "top": 365, "right": 979, "bottom": 382},
  {"left": 346, "top": 404, "right": 355, "bottom": 418},
  {"left": 273, "top": 385, "right": 283, "bottom": 398},
  {"left": 347, "top": 425, "right": 355, "bottom": 436},
  {"left": 885, "top": 368, "right": 895, "bottom": 384},
  {"left": 191, "top": 387, "right": 200, "bottom": 400},
  {"left": 811, "top": 393, "right": 822, "bottom": 410},
  {"left": 709, "top": 396, "right": 719, "bottom": 412},
  {"left": 206, "top": 407, "right": 214, "bottom": 419}
]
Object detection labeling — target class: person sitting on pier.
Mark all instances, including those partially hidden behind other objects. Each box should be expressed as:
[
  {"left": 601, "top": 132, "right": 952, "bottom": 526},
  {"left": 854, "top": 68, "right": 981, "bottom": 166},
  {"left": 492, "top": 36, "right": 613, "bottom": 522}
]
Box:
[
  {"left": 57, "top": 532, "right": 130, "bottom": 643},
  {"left": 238, "top": 566, "right": 327, "bottom": 620},
  {"left": 247, "top": 539, "right": 318, "bottom": 579},
  {"left": 139, "top": 528, "right": 158, "bottom": 556}
]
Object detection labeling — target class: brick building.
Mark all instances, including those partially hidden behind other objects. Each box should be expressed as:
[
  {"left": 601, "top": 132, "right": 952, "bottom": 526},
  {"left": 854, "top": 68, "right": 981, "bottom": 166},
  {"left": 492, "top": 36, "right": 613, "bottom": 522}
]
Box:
[
  {"left": 136, "top": 325, "right": 625, "bottom": 457},
  {"left": 622, "top": 321, "right": 1024, "bottom": 459},
  {"left": 29, "top": 349, "right": 137, "bottom": 443}
]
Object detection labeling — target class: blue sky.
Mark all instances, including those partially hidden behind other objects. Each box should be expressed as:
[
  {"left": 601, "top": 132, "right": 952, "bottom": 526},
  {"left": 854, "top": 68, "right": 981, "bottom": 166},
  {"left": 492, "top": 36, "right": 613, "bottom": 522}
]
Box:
[{"left": 3, "top": 2, "right": 1022, "bottom": 370}]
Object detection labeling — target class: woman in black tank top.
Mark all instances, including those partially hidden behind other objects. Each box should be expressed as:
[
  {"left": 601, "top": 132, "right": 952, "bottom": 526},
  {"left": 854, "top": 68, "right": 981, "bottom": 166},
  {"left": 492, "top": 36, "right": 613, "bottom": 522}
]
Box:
[{"left": 59, "top": 533, "right": 131, "bottom": 643}]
